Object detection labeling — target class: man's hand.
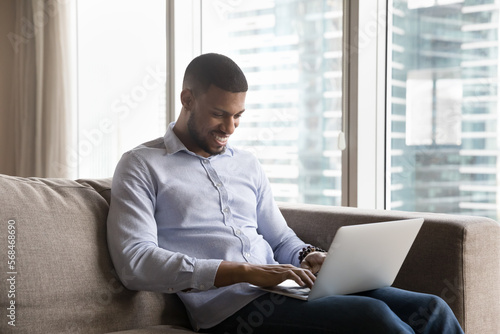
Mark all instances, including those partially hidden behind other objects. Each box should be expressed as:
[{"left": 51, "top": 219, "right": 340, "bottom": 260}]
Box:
[
  {"left": 214, "top": 261, "right": 316, "bottom": 289},
  {"left": 299, "top": 251, "right": 327, "bottom": 275}
]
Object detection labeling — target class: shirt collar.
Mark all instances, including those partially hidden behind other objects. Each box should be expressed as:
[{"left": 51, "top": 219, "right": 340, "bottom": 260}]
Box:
[{"left": 163, "top": 122, "right": 234, "bottom": 158}]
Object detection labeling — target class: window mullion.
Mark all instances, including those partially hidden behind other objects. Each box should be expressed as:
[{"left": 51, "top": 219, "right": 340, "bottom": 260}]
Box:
[
  {"left": 167, "top": 0, "right": 202, "bottom": 123},
  {"left": 343, "top": 0, "right": 387, "bottom": 209}
]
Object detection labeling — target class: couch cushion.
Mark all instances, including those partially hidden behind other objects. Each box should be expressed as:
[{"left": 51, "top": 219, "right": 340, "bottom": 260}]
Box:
[{"left": 0, "top": 174, "right": 190, "bottom": 333}]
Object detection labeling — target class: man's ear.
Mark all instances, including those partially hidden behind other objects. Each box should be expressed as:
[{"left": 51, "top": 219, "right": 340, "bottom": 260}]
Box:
[{"left": 181, "top": 89, "right": 194, "bottom": 110}]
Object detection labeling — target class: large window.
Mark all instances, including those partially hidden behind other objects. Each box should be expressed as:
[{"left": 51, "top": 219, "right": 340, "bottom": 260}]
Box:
[
  {"left": 74, "top": 0, "right": 167, "bottom": 178},
  {"left": 199, "top": 0, "right": 344, "bottom": 205},
  {"left": 387, "top": 0, "right": 500, "bottom": 220},
  {"left": 71, "top": 0, "right": 499, "bottom": 221}
]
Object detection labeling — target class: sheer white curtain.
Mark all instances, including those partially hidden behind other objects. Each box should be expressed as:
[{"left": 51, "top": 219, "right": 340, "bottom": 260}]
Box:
[{"left": 11, "top": 0, "right": 73, "bottom": 178}]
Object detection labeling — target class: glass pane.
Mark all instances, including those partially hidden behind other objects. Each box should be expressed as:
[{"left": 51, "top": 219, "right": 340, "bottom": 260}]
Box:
[
  {"left": 75, "top": 0, "right": 166, "bottom": 178},
  {"left": 388, "top": 0, "right": 499, "bottom": 220},
  {"left": 201, "top": 0, "right": 344, "bottom": 205}
]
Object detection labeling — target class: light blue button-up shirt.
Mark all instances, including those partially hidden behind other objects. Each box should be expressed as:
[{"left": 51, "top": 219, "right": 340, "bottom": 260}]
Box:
[{"left": 107, "top": 122, "right": 308, "bottom": 330}]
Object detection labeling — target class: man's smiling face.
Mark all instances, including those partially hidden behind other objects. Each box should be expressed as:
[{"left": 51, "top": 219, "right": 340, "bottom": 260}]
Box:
[{"left": 186, "top": 84, "right": 246, "bottom": 157}]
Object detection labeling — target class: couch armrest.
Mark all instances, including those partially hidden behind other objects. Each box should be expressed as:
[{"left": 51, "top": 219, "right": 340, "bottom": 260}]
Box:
[{"left": 278, "top": 202, "right": 500, "bottom": 334}]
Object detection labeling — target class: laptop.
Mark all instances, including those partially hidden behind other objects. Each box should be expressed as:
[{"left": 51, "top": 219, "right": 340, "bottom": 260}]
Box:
[{"left": 256, "top": 218, "right": 424, "bottom": 301}]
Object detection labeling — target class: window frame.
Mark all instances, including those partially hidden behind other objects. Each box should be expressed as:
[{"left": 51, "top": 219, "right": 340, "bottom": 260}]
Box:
[{"left": 343, "top": 0, "right": 388, "bottom": 209}]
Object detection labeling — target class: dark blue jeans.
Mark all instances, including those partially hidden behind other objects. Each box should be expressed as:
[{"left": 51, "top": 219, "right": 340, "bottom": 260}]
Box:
[{"left": 202, "top": 287, "right": 464, "bottom": 334}]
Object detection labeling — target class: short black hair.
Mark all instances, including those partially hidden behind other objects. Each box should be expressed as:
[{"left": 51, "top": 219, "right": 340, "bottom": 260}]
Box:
[{"left": 182, "top": 53, "right": 248, "bottom": 96}]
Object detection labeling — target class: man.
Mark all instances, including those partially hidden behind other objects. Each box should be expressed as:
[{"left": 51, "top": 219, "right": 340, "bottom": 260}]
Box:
[{"left": 107, "top": 53, "right": 464, "bottom": 333}]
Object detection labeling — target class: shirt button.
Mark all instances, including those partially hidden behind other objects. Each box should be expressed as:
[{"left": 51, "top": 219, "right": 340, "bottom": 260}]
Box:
[
  {"left": 245, "top": 252, "right": 251, "bottom": 258},
  {"left": 216, "top": 183, "right": 222, "bottom": 187},
  {"left": 223, "top": 208, "right": 230, "bottom": 213},
  {"left": 199, "top": 284, "right": 205, "bottom": 290},
  {"left": 235, "top": 229, "right": 241, "bottom": 235},
  {"left": 203, "top": 159, "right": 209, "bottom": 164},
  {"left": 168, "top": 287, "right": 174, "bottom": 292}
]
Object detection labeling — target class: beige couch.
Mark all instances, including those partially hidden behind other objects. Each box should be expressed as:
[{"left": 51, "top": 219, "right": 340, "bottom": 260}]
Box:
[{"left": 0, "top": 174, "right": 499, "bottom": 333}]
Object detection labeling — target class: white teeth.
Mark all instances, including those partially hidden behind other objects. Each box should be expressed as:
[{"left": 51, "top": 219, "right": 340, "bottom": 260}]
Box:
[{"left": 214, "top": 134, "right": 229, "bottom": 143}]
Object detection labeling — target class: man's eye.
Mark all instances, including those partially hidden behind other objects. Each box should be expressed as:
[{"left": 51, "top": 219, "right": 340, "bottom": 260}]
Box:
[{"left": 213, "top": 113, "right": 224, "bottom": 117}]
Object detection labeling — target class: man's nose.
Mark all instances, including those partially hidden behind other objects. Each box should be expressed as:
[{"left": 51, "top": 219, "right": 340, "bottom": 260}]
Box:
[{"left": 222, "top": 116, "right": 237, "bottom": 134}]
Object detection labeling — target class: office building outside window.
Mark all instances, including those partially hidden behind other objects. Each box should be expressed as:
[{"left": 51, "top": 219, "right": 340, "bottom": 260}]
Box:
[{"left": 388, "top": 0, "right": 499, "bottom": 220}]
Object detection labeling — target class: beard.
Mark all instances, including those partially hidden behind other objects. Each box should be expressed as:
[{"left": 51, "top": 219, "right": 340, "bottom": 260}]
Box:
[{"left": 187, "top": 111, "right": 224, "bottom": 156}]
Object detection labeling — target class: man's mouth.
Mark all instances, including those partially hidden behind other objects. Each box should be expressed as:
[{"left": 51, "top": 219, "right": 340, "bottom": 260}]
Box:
[{"left": 213, "top": 133, "right": 229, "bottom": 145}]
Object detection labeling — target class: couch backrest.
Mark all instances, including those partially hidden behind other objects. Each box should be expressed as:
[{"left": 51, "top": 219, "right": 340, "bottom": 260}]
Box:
[{"left": 0, "top": 175, "right": 189, "bottom": 334}]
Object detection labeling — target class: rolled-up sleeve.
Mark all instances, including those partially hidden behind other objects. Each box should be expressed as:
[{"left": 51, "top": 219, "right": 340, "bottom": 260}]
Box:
[{"left": 106, "top": 151, "right": 222, "bottom": 293}]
